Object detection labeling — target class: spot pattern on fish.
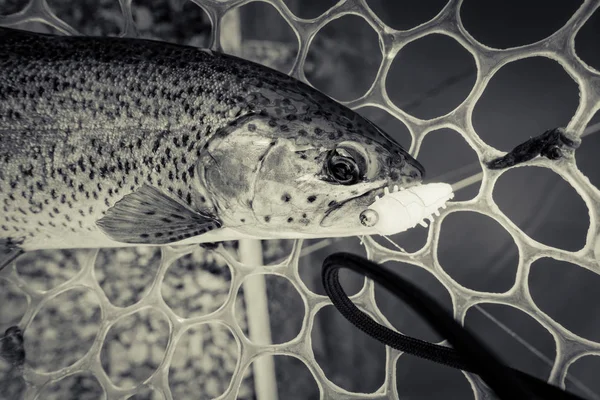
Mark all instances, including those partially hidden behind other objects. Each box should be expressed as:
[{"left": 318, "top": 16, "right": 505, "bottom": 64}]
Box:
[{"left": 0, "top": 27, "right": 423, "bottom": 253}]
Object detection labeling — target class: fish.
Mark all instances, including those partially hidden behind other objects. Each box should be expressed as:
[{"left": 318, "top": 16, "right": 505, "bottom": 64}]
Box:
[{"left": 0, "top": 27, "right": 426, "bottom": 270}]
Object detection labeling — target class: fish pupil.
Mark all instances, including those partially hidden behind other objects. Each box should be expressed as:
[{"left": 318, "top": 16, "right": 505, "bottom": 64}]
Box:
[{"left": 327, "top": 152, "right": 360, "bottom": 185}]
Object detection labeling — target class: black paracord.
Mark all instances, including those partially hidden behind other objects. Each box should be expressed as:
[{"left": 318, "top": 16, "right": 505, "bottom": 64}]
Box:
[{"left": 322, "top": 252, "right": 585, "bottom": 400}]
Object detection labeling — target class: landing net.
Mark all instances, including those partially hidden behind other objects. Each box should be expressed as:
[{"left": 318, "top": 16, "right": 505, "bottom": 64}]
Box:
[{"left": 1, "top": 0, "right": 600, "bottom": 399}]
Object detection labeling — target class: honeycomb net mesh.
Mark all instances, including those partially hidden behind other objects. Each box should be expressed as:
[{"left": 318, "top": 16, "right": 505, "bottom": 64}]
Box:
[{"left": 1, "top": 0, "right": 600, "bottom": 399}]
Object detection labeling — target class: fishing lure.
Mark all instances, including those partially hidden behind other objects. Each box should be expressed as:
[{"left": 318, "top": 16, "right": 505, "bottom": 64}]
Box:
[{"left": 359, "top": 182, "right": 454, "bottom": 235}]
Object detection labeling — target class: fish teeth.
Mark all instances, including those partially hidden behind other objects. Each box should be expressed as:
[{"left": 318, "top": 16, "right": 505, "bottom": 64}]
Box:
[
  {"left": 384, "top": 187, "right": 390, "bottom": 195},
  {"left": 393, "top": 185, "right": 399, "bottom": 192}
]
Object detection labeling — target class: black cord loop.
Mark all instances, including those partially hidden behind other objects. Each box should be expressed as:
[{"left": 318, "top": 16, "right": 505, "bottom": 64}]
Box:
[{"left": 322, "top": 252, "right": 585, "bottom": 400}]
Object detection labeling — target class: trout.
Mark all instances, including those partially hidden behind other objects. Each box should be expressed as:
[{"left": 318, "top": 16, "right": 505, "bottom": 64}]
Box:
[{"left": 0, "top": 27, "right": 426, "bottom": 269}]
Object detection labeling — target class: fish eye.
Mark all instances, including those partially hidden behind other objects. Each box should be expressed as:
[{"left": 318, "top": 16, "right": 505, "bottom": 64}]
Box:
[{"left": 326, "top": 147, "right": 363, "bottom": 185}]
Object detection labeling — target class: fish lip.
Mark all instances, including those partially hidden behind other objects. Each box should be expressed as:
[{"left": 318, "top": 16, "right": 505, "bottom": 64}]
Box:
[
  {"left": 412, "top": 158, "right": 426, "bottom": 179},
  {"left": 321, "top": 183, "right": 403, "bottom": 223}
]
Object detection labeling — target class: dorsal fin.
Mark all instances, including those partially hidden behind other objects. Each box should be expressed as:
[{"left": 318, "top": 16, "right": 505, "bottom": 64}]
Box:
[{"left": 97, "top": 185, "right": 222, "bottom": 245}]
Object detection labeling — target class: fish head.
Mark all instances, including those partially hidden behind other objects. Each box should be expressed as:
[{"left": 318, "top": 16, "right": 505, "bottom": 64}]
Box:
[{"left": 198, "top": 106, "right": 424, "bottom": 239}]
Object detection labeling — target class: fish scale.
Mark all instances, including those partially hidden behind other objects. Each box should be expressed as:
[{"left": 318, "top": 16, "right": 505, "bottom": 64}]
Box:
[
  {"left": 0, "top": 26, "right": 426, "bottom": 263},
  {"left": 0, "top": 28, "right": 261, "bottom": 241}
]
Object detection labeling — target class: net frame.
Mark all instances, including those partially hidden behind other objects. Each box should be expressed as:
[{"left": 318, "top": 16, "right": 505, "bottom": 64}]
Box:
[{"left": 1, "top": 0, "right": 600, "bottom": 399}]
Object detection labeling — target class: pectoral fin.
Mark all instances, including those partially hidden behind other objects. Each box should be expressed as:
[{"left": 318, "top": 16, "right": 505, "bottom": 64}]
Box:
[
  {"left": 97, "top": 185, "right": 222, "bottom": 245},
  {"left": 0, "top": 240, "right": 23, "bottom": 272}
]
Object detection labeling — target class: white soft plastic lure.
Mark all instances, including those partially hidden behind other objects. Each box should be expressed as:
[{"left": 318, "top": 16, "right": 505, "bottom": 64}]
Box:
[{"left": 359, "top": 182, "right": 454, "bottom": 236}]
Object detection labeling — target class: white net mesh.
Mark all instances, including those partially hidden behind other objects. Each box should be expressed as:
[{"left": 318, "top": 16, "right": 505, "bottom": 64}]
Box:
[{"left": 2, "top": 0, "right": 600, "bottom": 399}]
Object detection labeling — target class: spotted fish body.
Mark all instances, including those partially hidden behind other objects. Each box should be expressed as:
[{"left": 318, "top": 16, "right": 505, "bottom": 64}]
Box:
[{"left": 0, "top": 27, "right": 425, "bottom": 265}]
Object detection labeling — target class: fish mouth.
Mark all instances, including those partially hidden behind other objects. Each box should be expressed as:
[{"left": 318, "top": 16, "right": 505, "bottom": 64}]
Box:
[{"left": 320, "top": 182, "right": 420, "bottom": 227}]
